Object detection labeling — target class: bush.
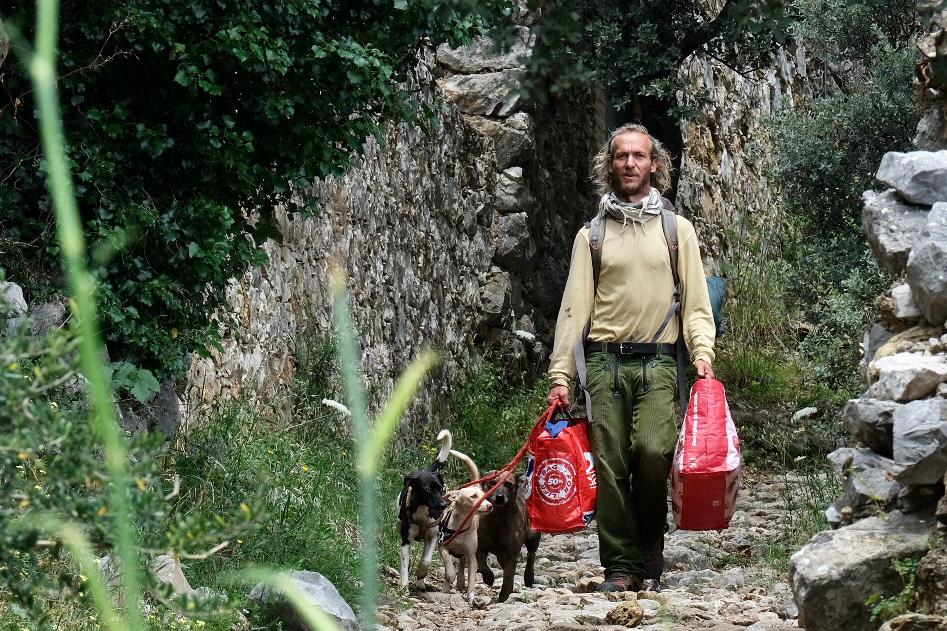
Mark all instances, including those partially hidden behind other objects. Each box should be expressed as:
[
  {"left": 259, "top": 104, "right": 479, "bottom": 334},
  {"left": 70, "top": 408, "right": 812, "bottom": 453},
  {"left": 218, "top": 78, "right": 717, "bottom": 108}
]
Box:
[{"left": 0, "top": 0, "right": 512, "bottom": 379}]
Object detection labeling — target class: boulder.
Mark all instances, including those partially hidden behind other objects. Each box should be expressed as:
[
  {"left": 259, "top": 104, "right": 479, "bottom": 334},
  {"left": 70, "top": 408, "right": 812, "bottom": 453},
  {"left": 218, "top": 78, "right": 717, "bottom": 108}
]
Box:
[
  {"left": 917, "top": 545, "right": 947, "bottom": 617},
  {"left": 495, "top": 166, "right": 533, "bottom": 212},
  {"left": 150, "top": 554, "right": 194, "bottom": 596},
  {"left": 878, "top": 613, "right": 947, "bottom": 631},
  {"left": 494, "top": 212, "right": 535, "bottom": 274},
  {"left": 605, "top": 600, "right": 644, "bottom": 627},
  {"left": 873, "top": 325, "right": 947, "bottom": 372},
  {"left": 29, "top": 299, "right": 67, "bottom": 338},
  {"left": 435, "top": 27, "right": 533, "bottom": 74},
  {"left": 466, "top": 112, "right": 533, "bottom": 169},
  {"left": 790, "top": 511, "right": 936, "bottom": 631},
  {"left": 868, "top": 353, "right": 947, "bottom": 401},
  {"left": 906, "top": 202, "right": 947, "bottom": 325},
  {"left": 436, "top": 69, "right": 524, "bottom": 117},
  {"left": 842, "top": 397, "right": 899, "bottom": 456},
  {"left": 892, "top": 283, "right": 923, "bottom": 320},
  {"left": 876, "top": 151, "right": 947, "bottom": 206},
  {"left": 861, "top": 324, "right": 897, "bottom": 378},
  {"left": 862, "top": 189, "right": 931, "bottom": 275},
  {"left": 1, "top": 281, "right": 27, "bottom": 335},
  {"left": 145, "top": 379, "right": 184, "bottom": 440},
  {"left": 480, "top": 267, "right": 511, "bottom": 326},
  {"left": 892, "top": 397, "right": 947, "bottom": 485},
  {"left": 248, "top": 571, "right": 358, "bottom": 631},
  {"left": 826, "top": 447, "right": 902, "bottom": 518},
  {"left": 914, "top": 104, "right": 947, "bottom": 151}
]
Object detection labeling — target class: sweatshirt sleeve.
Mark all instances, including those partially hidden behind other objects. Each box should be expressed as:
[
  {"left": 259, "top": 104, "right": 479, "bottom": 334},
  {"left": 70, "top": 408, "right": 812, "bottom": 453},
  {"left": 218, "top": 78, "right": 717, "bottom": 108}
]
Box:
[
  {"left": 677, "top": 221, "right": 716, "bottom": 365},
  {"left": 547, "top": 230, "right": 595, "bottom": 387}
]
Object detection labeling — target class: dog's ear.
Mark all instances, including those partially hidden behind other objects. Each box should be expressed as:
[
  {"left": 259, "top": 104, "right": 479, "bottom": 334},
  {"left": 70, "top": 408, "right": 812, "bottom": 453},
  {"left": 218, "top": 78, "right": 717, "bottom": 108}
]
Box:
[
  {"left": 404, "top": 471, "right": 420, "bottom": 485},
  {"left": 444, "top": 490, "right": 458, "bottom": 502},
  {"left": 515, "top": 472, "right": 527, "bottom": 488}
]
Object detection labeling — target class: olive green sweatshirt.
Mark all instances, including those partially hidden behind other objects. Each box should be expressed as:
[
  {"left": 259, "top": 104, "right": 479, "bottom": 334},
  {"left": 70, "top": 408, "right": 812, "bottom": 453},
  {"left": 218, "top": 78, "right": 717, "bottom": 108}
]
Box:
[{"left": 547, "top": 213, "right": 716, "bottom": 388}]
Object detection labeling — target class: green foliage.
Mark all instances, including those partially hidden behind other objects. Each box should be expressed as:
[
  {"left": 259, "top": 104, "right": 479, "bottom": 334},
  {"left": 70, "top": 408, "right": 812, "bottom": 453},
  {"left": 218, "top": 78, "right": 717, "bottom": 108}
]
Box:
[
  {"left": 449, "top": 361, "right": 549, "bottom": 471},
  {"left": 0, "top": 326, "right": 252, "bottom": 629},
  {"left": 769, "top": 41, "right": 919, "bottom": 234},
  {"left": 521, "top": 0, "right": 793, "bottom": 111},
  {"left": 867, "top": 556, "right": 921, "bottom": 622},
  {"left": 0, "top": 0, "right": 511, "bottom": 379}
]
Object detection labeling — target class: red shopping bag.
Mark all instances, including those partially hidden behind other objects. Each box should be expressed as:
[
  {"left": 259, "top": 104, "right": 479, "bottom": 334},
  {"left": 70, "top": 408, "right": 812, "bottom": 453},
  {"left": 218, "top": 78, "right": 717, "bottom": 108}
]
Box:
[
  {"left": 525, "top": 416, "right": 598, "bottom": 534},
  {"left": 671, "top": 378, "right": 741, "bottom": 531}
]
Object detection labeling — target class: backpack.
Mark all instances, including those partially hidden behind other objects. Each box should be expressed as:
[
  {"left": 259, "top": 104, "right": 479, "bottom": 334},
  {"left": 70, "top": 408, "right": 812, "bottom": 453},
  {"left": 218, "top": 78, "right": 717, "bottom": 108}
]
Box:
[{"left": 581, "top": 197, "right": 726, "bottom": 409}]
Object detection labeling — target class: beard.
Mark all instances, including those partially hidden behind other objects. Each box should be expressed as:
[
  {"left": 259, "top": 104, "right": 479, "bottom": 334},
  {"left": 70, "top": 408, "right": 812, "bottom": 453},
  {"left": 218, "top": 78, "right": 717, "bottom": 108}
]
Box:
[{"left": 612, "top": 172, "right": 651, "bottom": 199}]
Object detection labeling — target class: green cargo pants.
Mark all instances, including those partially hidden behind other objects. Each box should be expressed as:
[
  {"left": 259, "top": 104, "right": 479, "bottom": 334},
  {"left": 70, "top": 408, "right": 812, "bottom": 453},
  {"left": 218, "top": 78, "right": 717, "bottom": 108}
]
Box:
[{"left": 585, "top": 350, "right": 679, "bottom": 579}]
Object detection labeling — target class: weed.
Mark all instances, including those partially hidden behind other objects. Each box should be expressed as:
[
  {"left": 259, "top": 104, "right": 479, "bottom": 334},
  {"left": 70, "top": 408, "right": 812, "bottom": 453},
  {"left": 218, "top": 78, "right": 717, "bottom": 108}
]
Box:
[{"left": 867, "top": 556, "right": 921, "bottom": 622}]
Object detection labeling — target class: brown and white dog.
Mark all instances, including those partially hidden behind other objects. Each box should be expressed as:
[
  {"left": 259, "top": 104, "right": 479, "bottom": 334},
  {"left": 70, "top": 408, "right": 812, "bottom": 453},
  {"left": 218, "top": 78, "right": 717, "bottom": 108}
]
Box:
[
  {"left": 476, "top": 471, "right": 541, "bottom": 602},
  {"left": 397, "top": 429, "right": 452, "bottom": 590},
  {"left": 439, "top": 448, "right": 492, "bottom": 603}
]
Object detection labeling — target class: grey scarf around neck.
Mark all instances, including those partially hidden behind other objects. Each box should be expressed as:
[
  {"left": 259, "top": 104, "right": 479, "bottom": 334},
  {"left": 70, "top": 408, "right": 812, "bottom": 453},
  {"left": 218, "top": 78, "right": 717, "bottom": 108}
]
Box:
[{"left": 597, "top": 188, "right": 664, "bottom": 228}]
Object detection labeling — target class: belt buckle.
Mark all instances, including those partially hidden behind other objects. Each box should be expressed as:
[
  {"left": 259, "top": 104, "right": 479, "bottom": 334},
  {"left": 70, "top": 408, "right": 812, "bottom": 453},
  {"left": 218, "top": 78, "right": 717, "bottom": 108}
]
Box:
[{"left": 618, "top": 341, "right": 633, "bottom": 355}]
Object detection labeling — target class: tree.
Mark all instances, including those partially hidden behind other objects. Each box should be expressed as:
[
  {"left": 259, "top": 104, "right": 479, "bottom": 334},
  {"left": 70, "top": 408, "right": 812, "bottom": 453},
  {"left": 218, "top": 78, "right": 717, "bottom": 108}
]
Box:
[
  {"left": 0, "top": 0, "right": 511, "bottom": 378},
  {"left": 520, "top": 0, "right": 794, "bottom": 181}
]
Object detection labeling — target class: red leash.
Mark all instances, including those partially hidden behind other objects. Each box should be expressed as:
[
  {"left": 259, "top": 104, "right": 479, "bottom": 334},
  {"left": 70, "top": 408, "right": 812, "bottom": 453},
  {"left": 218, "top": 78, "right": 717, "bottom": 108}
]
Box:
[{"left": 440, "top": 402, "right": 560, "bottom": 548}]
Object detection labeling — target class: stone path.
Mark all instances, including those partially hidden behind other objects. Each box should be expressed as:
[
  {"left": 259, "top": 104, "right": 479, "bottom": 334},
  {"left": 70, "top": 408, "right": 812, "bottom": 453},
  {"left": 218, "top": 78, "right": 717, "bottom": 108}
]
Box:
[{"left": 378, "top": 471, "right": 801, "bottom": 630}]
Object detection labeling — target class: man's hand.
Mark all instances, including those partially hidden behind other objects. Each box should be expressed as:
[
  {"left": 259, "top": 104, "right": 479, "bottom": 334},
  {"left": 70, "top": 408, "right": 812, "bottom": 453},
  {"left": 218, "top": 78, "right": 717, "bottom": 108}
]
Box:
[
  {"left": 548, "top": 385, "right": 571, "bottom": 408},
  {"left": 695, "top": 359, "right": 715, "bottom": 380}
]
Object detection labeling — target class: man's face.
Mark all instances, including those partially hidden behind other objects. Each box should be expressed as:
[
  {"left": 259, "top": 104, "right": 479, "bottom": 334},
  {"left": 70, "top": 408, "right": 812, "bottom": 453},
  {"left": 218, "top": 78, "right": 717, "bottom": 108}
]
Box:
[{"left": 608, "top": 131, "right": 657, "bottom": 200}]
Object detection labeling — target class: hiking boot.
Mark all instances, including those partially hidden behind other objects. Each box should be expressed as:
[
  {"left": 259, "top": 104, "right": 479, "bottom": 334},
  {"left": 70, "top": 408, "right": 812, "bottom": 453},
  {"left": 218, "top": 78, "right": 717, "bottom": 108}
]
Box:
[
  {"left": 641, "top": 535, "right": 665, "bottom": 580},
  {"left": 596, "top": 574, "right": 642, "bottom": 593}
]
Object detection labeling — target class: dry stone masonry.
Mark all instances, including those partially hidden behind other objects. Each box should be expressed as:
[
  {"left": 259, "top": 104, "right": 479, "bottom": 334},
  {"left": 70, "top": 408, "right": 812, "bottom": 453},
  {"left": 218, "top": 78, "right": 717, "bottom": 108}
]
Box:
[{"left": 790, "top": 23, "right": 947, "bottom": 625}]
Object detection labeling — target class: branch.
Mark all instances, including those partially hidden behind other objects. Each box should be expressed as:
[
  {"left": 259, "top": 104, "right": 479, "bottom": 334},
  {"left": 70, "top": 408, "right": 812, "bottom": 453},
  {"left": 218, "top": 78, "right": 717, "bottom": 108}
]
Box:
[{"left": 676, "top": 0, "right": 740, "bottom": 65}]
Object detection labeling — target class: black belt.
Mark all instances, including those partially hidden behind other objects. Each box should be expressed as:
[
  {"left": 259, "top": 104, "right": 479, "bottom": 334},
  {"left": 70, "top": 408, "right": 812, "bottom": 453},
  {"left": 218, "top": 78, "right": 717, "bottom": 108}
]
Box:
[{"left": 586, "top": 341, "right": 677, "bottom": 356}]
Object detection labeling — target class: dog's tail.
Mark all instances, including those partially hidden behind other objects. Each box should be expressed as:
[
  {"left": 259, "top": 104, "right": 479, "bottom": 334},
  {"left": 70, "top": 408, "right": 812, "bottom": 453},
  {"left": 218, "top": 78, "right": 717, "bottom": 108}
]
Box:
[
  {"left": 449, "top": 449, "right": 480, "bottom": 483},
  {"left": 429, "top": 429, "right": 452, "bottom": 472}
]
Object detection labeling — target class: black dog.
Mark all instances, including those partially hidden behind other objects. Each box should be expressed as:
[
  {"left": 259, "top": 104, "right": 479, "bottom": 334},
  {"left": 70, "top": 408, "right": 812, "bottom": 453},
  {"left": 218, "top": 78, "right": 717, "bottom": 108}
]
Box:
[
  {"left": 476, "top": 471, "right": 541, "bottom": 602},
  {"left": 397, "top": 429, "right": 452, "bottom": 589}
]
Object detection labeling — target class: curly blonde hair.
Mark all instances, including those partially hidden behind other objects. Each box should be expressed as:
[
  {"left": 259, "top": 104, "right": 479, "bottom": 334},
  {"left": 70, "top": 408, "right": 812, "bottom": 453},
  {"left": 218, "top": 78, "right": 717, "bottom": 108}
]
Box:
[{"left": 591, "top": 124, "right": 673, "bottom": 195}]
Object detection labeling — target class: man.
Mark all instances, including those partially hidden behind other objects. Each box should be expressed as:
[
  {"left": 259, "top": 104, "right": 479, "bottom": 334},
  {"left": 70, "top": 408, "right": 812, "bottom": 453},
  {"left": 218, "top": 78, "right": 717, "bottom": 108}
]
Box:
[{"left": 547, "top": 123, "right": 716, "bottom": 593}]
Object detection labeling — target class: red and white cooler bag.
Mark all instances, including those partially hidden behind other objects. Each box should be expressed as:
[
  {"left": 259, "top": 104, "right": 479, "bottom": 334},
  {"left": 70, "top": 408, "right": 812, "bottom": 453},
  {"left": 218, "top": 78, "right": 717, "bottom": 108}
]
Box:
[
  {"left": 671, "top": 378, "right": 741, "bottom": 531},
  {"left": 525, "top": 417, "right": 598, "bottom": 534}
]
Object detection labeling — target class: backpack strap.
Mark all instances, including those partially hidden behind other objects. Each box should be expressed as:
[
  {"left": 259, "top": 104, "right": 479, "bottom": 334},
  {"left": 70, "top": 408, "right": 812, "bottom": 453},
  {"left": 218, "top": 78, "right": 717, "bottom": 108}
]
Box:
[
  {"left": 587, "top": 216, "right": 605, "bottom": 291},
  {"left": 575, "top": 216, "right": 605, "bottom": 421},
  {"left": 658, "top": 198, "right": 689, "bottom": 410}
]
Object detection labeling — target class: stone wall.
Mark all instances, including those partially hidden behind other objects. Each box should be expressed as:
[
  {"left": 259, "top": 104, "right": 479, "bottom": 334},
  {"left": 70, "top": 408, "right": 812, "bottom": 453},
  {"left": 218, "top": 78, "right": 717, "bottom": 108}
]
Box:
[
  {"left": 676, "top": 44, "right": 818, "bottom": 273},
  {"left": 789, "top": 18, "right": 947, "bottom": 626},
  {"left": 184, "top": 34, "right": 601, "bottom": 434}
]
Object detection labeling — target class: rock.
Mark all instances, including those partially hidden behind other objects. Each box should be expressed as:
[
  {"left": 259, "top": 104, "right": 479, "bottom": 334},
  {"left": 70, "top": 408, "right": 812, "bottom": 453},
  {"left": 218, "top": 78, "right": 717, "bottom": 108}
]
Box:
[
  {"left": 893, "top": 398, "right": 947, "bottom": 485},
  {"left": 906, "top": 202, "right": 947, "bottom": 325},
  {"left": 862, "top": 189, "right": 931, "bottom": 276},
  {"left": 29, "top": 299, "right": 67, "bottom": 338},
  {"left": 940, "top": 383, "right": 947, "bottom": 397},
  {"left": 790, "top": 511, "right": 936, "bottom": 631},
  {"left": 868, "top": 353, "right": 947, "bottom": 401},
  {"left": 862, "top": 324, "right": 898, "bottom": 379},
  {"left": 892, "top": 284, "right": 924, "bottom": 320},
  {"left": 917, "top": 545, "right": 947, "bottom": 616},
  {"left": 915, "top": 104, "right": 947, "bottom": 151},
  {"left": 573, "top": 576, "right": 604, "bottom": 593},
  {"left": 145, "top": 379, "right": 184, "bottom": 440},
  {"left": 876, "top": 151, "right": 947, "bottom": 206},
  {"left": 1, "top": 281, "right": 27, "bottom": 335},
  {"left": 827, "top": 447, "right": 903, "bottom": 518},
  {"left": 467, "top": 113, "right": 533, "bottom": 170},
  {"left": 435, "top": 27, "right": 533, "bottom": 74},
  {"left": 118, "top": 404, "right": 148, "bottom": 434},
  {"left": 494, "top": 212, "right": 535, "bottom": 274},
  {"left": 878, "top": 613, "right": 947, "bottom": 631},
  {"left": 480, "top": 267, "right": 511, "bottom": 326},
  {"left": 605, "top": 600, "right": 644, "bottom": 627},
  {"left": 150, "top": 554, "right": 194, "bottom": 596},
  {"left": 875, "top": 326, "right": 947, "bottom": 363},
  {"left": 437, "top": 70, "right": 524, "bottom": 117},
  {"left": 792, "top": 407, "right": 819, "bottom": 422},
  {"left": 247, "top": 570, "right": 358, "bottom": 631},
  {"left": 842, "top": 398, "right": 899, "bottom": 456},
  {"left": 495, "top": 167, "right": 533, "bottom": 212}
]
